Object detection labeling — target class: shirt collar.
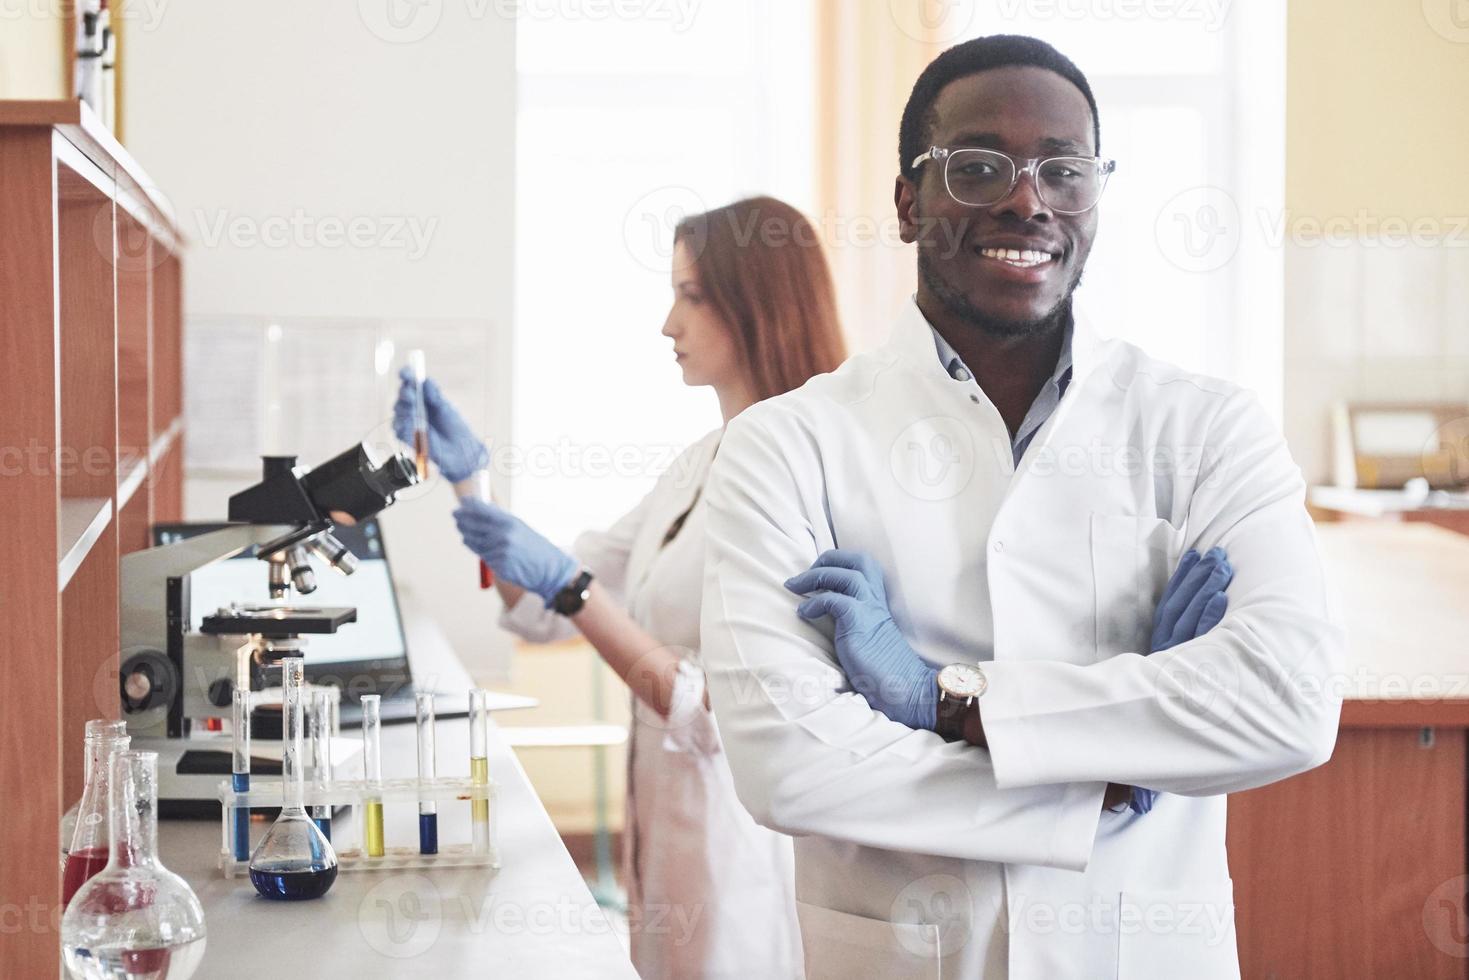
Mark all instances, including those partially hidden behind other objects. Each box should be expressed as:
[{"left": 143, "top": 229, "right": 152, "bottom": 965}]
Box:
[
  {"left": 888, "top": 295, "right": 1103, "bottom": 386},
  {"left": 928, "top": 312, "right": 1074, "bottom": 389}
]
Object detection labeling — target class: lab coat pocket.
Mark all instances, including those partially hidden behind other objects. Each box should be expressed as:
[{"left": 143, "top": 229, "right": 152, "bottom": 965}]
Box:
[
  {"left": 1116, "top": 881, "right": 1238, "bottom": 980},
  {"left": 1090, "top": 513, "right": 1185, "bottom": 658},
  {"left": 796, "top": 901, "right": 942, "bottom": 980}
]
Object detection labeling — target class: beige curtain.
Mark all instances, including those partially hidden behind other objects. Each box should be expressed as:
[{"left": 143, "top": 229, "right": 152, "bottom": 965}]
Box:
[{"left": 813, "top": 1, "right": 946, "bottom": 351}]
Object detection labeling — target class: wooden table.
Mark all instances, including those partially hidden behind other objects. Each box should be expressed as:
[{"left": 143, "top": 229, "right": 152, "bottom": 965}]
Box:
[{"left": 1228, "top": 522, "right": 1469, "bottom": 978}]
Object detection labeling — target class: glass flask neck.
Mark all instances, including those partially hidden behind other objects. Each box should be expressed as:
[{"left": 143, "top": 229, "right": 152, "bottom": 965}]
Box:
[
  {"left": 107, "top": 751, "right": 161, "bottom": 870},
  {"left": 80, "top": 731, "right": 130, "bottom": 805},
  {"left": 281, "top": 658, "right": 306, "bottom": 813}
]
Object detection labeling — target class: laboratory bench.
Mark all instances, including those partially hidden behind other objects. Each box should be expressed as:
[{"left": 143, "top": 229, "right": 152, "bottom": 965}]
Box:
[
  {"left": 1226, "top": 521, "right": 1469, "bottom": 979},
  {"left": 161, "top": 712, "right": 638, "bottom": 978}
]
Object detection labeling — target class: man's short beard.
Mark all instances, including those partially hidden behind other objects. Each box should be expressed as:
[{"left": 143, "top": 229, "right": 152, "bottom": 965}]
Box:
[{"left": 918, "top": 248, "right": 1080, "bottom": 339}]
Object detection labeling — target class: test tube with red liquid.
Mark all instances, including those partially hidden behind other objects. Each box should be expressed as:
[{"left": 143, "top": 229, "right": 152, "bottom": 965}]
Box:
[{"left": 475, "top": 469, "right": 494, "bottom": 589}]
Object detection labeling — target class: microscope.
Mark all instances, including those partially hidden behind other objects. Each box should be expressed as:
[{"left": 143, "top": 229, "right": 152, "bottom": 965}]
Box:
[{"left": 120, "top": 441, "right": 418, "bottom": 809}]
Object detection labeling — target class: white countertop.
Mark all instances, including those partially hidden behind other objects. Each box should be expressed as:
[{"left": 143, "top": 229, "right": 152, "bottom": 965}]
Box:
[{"left": 159, "top": 712, "right": 637, "bottom": 977}]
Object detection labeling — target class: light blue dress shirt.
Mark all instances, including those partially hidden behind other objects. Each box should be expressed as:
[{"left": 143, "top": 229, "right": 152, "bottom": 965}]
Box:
[{"left": 929, "top": 322, "right": 1074, "bottom": 465}]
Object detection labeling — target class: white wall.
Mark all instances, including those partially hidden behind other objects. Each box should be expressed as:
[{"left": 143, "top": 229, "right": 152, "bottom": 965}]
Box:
[{"left": 121, "top": 1, "right": 518, "bottom": 679}]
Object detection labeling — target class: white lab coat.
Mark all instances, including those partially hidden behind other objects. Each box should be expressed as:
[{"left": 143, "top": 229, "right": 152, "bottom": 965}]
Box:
[
  {"left": 501, "top": 429, "right": 803, "bottom": 980},
  {"left": 700, "top": 299, "right": 1344, "bottom": 980}
]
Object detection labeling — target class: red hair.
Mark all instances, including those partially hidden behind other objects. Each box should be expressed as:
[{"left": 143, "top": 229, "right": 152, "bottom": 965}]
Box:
[{"left": 675, "top": 197, "right": 846, "bottom": 401}]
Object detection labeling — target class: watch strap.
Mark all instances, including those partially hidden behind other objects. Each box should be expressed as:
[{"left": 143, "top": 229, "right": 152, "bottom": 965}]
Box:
[{"left": 551, "top": 569, "right": 594, "bottom": 616}]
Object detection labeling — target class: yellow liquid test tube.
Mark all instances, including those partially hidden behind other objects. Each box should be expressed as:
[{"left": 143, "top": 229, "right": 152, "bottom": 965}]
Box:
[
  {"left": 469, "top": 689, "right": 491, "bottom": 855},
  {"left": 362, "top": 695, "right": 385, "bottom": 858}
]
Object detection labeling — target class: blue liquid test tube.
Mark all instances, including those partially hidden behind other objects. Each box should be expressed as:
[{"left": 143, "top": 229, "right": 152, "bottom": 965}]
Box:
[
  {"left": 309, "top": 688, "right": 333, "bottom": 842},
  {"left": 232, "top": 686, "right": 251, "bottom": 861},
  {"left": 416, "top": 692, "right": 438, "bottom": 854}
]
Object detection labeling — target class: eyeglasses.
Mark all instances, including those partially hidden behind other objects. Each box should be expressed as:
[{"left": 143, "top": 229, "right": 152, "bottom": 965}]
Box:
[{"left": 910, "top": 146, "right": 1116, "bottom": 215}]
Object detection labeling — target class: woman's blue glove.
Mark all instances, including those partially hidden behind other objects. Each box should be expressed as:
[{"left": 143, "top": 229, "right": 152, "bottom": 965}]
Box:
[
  {"left": 1131, "top": 545, "right": 1234, "bottom": 814},
  {"left": 393, "top": 367, "right": 489, "bottom": 483},
  {"left": 453, "top": 499, "right": 579, "bottom": 608},
  {"left": 785, "top": 549, "right": 939, "bottom": 731}
]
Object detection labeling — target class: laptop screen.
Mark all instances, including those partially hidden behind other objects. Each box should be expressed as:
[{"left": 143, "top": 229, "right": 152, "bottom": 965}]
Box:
[{"left": 151, "top": 519, "right": 409, "bottom": 670}]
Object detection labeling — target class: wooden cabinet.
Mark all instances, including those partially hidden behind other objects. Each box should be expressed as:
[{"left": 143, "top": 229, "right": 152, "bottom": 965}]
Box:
[
  {"left": 1228, "top": 523, "right": 1469, "bottom": 978},
  {"left": 0, "top": 99, "right": 182, "bottom": 978}
]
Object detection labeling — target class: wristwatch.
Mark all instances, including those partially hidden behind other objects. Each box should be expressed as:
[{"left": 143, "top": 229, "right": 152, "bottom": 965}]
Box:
[
  {"left": 551, "top": 569, "right": 594, "bottom": 616},
  {"left": 934, "top": 662, "right": 988, "bottom": 742}
]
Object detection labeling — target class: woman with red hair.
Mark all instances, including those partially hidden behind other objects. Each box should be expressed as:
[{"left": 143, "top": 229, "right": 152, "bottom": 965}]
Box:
[{"left": 398, "top": 196, "right": 846, "bottom": 979}]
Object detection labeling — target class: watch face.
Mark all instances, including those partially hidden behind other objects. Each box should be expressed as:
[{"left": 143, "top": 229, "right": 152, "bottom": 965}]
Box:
[{"left": 939, "top": 663, "right": 988, "bottom": 698}]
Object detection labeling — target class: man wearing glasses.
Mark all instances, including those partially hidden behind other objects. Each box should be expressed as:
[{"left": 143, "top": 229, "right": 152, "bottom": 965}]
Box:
[{"left": 701, "top": 34, "right": 1341, "bottom": 979}]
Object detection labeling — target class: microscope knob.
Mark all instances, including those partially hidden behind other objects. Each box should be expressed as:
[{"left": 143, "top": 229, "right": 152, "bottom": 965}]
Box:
[
  {"left": 119, "top": 649, "right": 177, "bottom": 714},
  {"left": 208, "top": 678, "right": 235, "bottom": 708}
]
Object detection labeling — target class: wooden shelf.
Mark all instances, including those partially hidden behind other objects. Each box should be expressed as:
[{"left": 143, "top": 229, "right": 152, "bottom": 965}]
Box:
[
  {"left": 0, "top": 98, "right": 180, "bottom": 250},
  {"left": 1, "top": 99, "right": 185, "bottom": 977},
  {"left": 57, "top": 497, "right": 113, "bottom": 589}
]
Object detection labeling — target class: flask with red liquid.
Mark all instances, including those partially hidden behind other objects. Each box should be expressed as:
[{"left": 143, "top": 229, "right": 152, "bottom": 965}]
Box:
[
  {"left": 61, "top": 719, "right": 130, "bottom": 904},
  {"left": 62, "top": 750, "right": 207, "bottom": 978}
]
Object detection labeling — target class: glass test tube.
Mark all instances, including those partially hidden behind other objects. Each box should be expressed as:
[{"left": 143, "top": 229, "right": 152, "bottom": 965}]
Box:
[
  {"left": 309, "top": 689, "right": 333, "bottom": 842},
  {"left": 469, "top": 688, "right": 490, "bottom": 855},
  {"left": 231, "top": 687, "right": 251, "bottom": 861},
  {"left": 362, "top": 694, "right": 384, "bottom": 857},
  {"left": 416, "top": 693, "right": 438, "bottom": 855},
  {"left": 280, "top": 660, "right": 306, "bottom": 813},
  {"left": 476, "top": 470, "right": 495, "bottom": 589},
  {"left": 408, "top": 349, "right": 429, "bottom": 480}
]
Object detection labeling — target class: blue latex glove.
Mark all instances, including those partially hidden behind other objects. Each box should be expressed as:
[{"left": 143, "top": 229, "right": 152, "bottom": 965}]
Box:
[
  {"left": 785, "top": 549, "right": 938, "bottom": 731},
  {"left": 393, "top": 366, "right": 489, "bottom": 483},
  {"left": 1131, "top": 546, "right": 1234, "bottom": 814},
  {"left": 453, "top": 498, "right": 579, "bottom": 607}
]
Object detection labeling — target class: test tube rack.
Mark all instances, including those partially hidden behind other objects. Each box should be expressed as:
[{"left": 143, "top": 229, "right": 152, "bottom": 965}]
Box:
[{"left": 217, "top": 776, "right": 500, "bottom": 877}]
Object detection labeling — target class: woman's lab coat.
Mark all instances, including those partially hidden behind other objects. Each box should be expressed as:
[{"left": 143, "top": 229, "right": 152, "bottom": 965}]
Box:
[
  {"left": 500, "top": 429, "right": 803, "bottom": 980},
  {"left": 700, "top": 299, "right": 1345, "bottom": 979}
]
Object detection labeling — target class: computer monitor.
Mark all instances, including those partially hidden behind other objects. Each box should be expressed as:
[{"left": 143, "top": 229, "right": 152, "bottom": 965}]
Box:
[{"left": 151, "top": 519, "right": 413, "bottom": 697}]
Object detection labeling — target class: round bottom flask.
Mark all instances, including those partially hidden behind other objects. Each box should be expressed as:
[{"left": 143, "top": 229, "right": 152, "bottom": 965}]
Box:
[
  {"left": 248, "top": 657, "right": 338, "bottom": 900},
  {"left": 61, "top": 750, "right": 207, "bottom": 980}
]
